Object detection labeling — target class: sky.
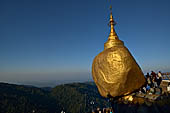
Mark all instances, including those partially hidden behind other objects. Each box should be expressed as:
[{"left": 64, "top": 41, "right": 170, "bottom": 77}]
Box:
[{"left": 0, "top": 0, "right": 170, "bottom": 87}]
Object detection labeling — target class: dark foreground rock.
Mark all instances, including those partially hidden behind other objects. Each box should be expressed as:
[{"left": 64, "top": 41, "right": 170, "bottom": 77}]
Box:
[{"left": 111, "top": 93, "right": 170, "bottom": 113}]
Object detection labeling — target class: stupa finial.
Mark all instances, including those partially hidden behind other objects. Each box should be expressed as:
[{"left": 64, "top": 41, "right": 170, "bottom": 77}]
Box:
[
  {"left": 104, "top": 2, "right": 124, "bottom": 49},
  {"left": 108, "top": 5, "right": 118, "bottom": 40}
]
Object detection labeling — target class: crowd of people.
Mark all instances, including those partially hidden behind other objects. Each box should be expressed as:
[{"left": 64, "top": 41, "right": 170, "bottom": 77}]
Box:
[{"left": 140, "top": 71, "right": 163, "bottom": 94}]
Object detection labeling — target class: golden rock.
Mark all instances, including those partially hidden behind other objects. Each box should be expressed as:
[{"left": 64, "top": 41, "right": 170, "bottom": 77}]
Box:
[{"left": 92, "top": 11, "right": 146, "bottom": 98}]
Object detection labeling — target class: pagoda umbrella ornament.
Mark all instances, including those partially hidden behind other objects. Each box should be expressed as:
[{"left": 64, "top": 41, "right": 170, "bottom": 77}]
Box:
[{"left": 92, "top": 6, "right": 146, "bottom": 98}]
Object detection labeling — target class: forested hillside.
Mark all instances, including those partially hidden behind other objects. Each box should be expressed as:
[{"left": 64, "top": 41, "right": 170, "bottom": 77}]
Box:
[{"left": 0, "top": 82, "right": 109, "bottom": 113}]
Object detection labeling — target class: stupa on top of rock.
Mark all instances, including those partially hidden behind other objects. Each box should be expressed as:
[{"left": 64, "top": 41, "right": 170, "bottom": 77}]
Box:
[{"left": 92, "top": 6, "right": 146, "bottom": 98}]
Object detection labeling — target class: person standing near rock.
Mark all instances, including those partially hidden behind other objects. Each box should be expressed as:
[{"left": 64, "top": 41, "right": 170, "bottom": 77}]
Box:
[
  {"left": 157, "top": 71, "right": 162, "bottom": 87},
  {"left": 151, "top": 71, "right": 157, "bottom": 79}
]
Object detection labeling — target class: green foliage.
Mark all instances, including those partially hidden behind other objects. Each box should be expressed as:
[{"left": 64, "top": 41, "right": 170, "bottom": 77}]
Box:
[
  {"left": 51, "top": 82, "right": 109, "bottom": 113},
  {"left": 0, "top": 82, "right": 109, "bottom": 113},
  {"left": 0, "top": 83, "right": 58, "bottom": 113}
]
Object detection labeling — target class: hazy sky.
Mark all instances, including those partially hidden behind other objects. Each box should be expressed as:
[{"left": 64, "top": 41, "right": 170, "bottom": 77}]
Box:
[{"left": 0, "top": 0, "right": 170, "bottom": 87}]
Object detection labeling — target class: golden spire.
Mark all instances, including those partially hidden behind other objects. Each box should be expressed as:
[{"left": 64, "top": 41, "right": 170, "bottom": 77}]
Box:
[
  {"left": 104, "top": 4, "right": 124, "bottom": 50},
  {"left": 108, "top": 5, "right": 118, "bottom": 40}
]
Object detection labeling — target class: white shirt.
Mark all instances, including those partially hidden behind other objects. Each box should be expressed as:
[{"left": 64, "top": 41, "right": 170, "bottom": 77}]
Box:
[{"left": 158, "top": 72, "right": 162, "bottom": 77}]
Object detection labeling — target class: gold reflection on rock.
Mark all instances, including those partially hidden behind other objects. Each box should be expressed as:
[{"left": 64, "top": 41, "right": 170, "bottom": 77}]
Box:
[
  {"left": 92, "top": 7, "right": 146, "bottom": 98},
  {"left": 123, "top": 95, "right": 134, "bottom": 102}
]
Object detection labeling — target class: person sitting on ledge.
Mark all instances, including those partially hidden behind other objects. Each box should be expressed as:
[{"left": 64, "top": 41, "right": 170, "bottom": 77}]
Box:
[{"left": 146, "top": 73, "right": 153, "bottom": 87}]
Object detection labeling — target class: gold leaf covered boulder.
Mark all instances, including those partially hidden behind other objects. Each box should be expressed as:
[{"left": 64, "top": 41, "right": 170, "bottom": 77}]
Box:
[{"left": 92, "top": 11, "right": 146, "bottom": 98}]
